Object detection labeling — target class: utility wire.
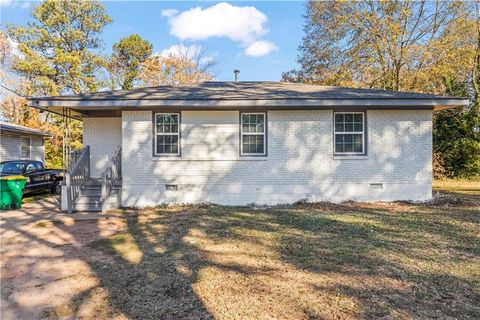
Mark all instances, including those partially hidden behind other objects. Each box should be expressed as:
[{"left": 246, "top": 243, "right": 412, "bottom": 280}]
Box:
[
  {"left": 0, "top": 83, "right": 79, "bottom": 120},
  {"left": 0, "top": 83, "right": 29, "bottom": 98}
]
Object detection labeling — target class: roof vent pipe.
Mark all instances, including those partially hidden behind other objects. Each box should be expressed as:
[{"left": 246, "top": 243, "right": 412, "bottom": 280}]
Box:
[{"left": 234, "top": 69, "right": 240, "bottom": 82}]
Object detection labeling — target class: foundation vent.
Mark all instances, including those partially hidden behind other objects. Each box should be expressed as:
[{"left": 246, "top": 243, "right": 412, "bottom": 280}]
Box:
[
  {"left": 370, "top": 183, "right": 383, "bottom": 190},
  {"left": 165, "top": 184, "right": 178, "bottom": 191}
]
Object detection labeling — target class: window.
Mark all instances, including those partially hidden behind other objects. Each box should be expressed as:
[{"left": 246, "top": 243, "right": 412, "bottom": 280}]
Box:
[
  {"left": 241, "top": 113, "right": 266, "bottom": 155},
  {"left": 35, "top": 161, "right": 44, "bottom": 171},
  {"left": 155, "top": 113, "right": 180, "bottom": 155},
  {"left": 334, "top": 112, "right": 365, "bottom": 154},
  {"left": 21, "top": 137, "right": 31, "bottom": 158},
  {"left": 25, "top": 163, "right": 35, "bottom": 173}
]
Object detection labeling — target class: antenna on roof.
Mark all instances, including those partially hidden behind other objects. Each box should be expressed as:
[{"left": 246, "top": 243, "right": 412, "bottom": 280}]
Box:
[{"left": 234, "top": 69, "right": 240, "bottom": 82}]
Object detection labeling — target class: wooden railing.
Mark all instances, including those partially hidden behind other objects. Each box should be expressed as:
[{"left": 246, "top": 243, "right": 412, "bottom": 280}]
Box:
[
  {"left": 68, "top": 148, "right": 84, "bottom": 171},
  {"left": 101, "top": 145, "right": 122, "bottom": 212},
  {"left": 65, "top": 146, "right": 90, "bottom": 214}
]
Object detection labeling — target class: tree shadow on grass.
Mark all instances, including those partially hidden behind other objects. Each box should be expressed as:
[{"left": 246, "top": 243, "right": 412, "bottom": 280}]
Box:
[
  {"left": 3, "top": 200, "right": 479, "bottom": 319},
  {"left": 77, "top": 210, "right": 214, "bottom": 320},
  {"left": 267, "top": 203, "right": 480, "bottom": 319},
  {"left": 180, "top": 202, "right": 480, "bottom": 318}
]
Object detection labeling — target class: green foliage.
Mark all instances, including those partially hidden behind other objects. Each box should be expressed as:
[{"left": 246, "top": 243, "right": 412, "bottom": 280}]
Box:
[
  {"left": 5, "top": 0, "right": 111, "bottom": 168},
  {"left": 434, "top": 79, "right": 480, "bottom": 179},
  {"left": 7, "top": 0, "right": 112, "bottom": 95},
  {"left": 109, "top": 34, "right": 153, "bottom": 90},
  {"left": 43, "top": 114, "right": 83, "bottom": 169}
]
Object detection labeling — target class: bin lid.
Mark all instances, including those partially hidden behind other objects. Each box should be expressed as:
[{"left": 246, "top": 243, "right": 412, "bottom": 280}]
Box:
[{"left": 0, "top": 175, "right": 27, "bottom": 181}]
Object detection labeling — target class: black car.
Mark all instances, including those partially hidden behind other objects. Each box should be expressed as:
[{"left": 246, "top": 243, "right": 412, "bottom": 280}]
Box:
[{"left": 0, "top": 160, "right": 64, "bottom": 194}]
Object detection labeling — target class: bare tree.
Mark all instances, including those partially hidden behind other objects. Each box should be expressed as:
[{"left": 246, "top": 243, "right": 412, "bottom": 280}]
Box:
[
  {"left": 284, "top": 1, "right": 475, "bottom": 94},
  {"left": 139, "top": 44, "right": 216, "bottom": 86}
]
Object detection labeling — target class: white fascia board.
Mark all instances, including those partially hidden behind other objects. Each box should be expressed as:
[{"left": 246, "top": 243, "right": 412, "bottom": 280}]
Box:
[{"left": 33, "top": 98, "right": 469, "bottom": 109}]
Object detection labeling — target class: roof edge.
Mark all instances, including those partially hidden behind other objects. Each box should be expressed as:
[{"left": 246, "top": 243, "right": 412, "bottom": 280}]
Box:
[
  {"left": 0, "top": 122, "right": 52, "bottom": 137},
  {"left": 33, "top": 98, "right": 469, "bottom": 109}
]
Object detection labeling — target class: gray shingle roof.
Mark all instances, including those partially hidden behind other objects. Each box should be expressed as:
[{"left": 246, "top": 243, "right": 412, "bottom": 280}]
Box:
[
  {"left": 34, "top": 81, "right": 465, "bottom": 101},
  {"left": 0, "top": 122, "right": 52, "bottom": 137}
]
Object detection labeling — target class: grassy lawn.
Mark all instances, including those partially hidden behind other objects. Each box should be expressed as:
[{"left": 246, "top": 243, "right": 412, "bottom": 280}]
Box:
[
  {"left": 2, "top": 180, "right": 479, "bottom": 319},
  {"left": 433, "top": 179, "right": 480, "bottom": 197},
  {"left": 85, "top": 181, "right": 479, "bottom": 319}
]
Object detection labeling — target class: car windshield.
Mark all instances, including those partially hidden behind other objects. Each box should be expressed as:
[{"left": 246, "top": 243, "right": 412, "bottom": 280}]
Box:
[{"left": 0, "top": 162, "right": 26, "bottom": 175}]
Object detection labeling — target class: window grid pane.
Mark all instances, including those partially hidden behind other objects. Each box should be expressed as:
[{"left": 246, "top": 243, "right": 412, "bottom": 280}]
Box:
[
  {"left": 334, "top": 113, "right": 363, "bottom": 133},
  {"left": 242, "top": 134, "right": 264, "bottom": 154},
  {"left": 335, "top": 133, "right": 363, "bottom": 154},
  {"left": 241, "top": 113, "right": 265, "bottom": 155},
  {"left": 242, "top": 114, "right": 265, "bottom": 134},
  {"left": 334, "top": 112, "right": 364, "bottom": 154},
  {"left": 156, "top": 114, "right": 180, "bottom": 155},
  {"left": 21, "top": 138, "right": 30, "bottom": 158}
]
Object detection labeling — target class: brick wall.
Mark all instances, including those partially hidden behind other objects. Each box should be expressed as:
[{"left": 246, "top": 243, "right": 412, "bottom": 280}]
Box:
[
  {"left": 119, "top": 109, "right": 432, "bottom": 206},
  {"left": 83, "top": 117, "right": 122, "bottom": 177}
]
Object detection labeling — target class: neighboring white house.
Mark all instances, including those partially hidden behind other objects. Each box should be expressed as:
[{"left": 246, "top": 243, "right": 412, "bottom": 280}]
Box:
[
  {"left": 0, "top": 122, "right": 51, "bottom": 162},
  {"left": 31, "top": 82, "right": 468, "bottom": 211}
]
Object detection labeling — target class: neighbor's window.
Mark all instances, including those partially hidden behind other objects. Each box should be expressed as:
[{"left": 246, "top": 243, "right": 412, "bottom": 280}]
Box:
[
  {"left": 155, "top": 113, "right": 180, "bottom": 155},
  {"left": 21, "top": 137, "right": 31, "bottom": 158},
  {"left": 334, "top": 112, "right": 365, "bottom": 154},
  {"left": 241, "top": 113, "right": 266, "bottom": 155}
]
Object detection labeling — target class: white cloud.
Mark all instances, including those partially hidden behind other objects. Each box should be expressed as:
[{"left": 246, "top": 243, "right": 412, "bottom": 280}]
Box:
[
  {"left": 156, "top": 43, "right": 216, "bottom": 65},
  {"left": 0, "top": 0, "right": 14, "bottom": 6},
  {"left": 166, "top": 2, "right": 266, "bottom": 44},
  {"left": 163, "top": 2, "right": 277, "bottom": 57},
  {"left": 159, "top": 43, "right": 203, "bottom": 59},
  {"left": 161, "top": 9, "right": 178, "bottom": 17},
  {"left": 245, "top": 40, "right": 278, "bottom": 57}
]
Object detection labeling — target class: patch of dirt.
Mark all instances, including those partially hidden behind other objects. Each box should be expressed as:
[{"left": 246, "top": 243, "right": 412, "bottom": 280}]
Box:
[{"left": 1, "top": 217, "right": 127, "bottom": 320}]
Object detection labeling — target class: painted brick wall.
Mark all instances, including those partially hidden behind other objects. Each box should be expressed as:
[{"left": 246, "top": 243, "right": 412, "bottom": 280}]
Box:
[
  {"left": 83, "top": 117, "right": 122, "bottom": 177},
  {"left": 120, "top": 109, "right": 432, "bottom": 207}
]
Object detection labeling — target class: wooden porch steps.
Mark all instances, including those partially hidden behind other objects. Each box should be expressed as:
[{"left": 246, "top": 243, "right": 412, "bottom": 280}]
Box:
[{"left": 72, "top": 179, "right": 122, "bottom": 212}]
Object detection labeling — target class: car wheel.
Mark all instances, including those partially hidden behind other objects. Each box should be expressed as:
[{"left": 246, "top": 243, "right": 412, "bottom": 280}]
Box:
[{"left": 51, "top": 181, "right": 62, "bottom": 195}]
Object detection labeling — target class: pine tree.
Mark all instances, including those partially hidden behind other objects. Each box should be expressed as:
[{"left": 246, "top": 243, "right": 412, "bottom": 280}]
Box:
[
  {"left": 108, "top": 34, "right": 153, "bottom": 90},
  {"left": 7, "top": 0, "right": 112, "bottom": 95}
]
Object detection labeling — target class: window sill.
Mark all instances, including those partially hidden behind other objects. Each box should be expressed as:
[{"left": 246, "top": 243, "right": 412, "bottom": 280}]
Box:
[
  {"left": 153, "top": 155, "right": 181, "bottom": 158},
  {"left": 333, "top": 155, "right": 368, "bottom": 160},
  {"left": 151, "top": 157, "right": 268, "bottom": 161}
]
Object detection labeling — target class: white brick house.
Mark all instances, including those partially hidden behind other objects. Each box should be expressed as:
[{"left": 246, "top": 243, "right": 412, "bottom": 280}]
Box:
[{"left": 31, "top": 82, "right": 467, "bottom": 211}]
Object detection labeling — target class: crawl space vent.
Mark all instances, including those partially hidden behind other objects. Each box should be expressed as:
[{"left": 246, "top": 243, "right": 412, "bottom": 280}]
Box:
[{"left": 370, "top": 183, "right": 383, "bottom": 190}]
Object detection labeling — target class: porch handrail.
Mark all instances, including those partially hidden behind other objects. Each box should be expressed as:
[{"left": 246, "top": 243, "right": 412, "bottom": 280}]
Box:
[
  {"left": 65, "top": 145, "right": 90, "bottom": 214},
  {"left": 100, "top": 145, "right": 122, "bottom": 212},
  {"left": 68, "top": 148, "right": 84, "bottom": 171}
]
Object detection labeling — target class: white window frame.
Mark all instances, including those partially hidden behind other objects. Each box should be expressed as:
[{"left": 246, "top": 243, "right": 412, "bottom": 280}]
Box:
[
  {"left": 154, "top": 113, "right": 181, "bottom": 156},
  {"left": 21, "top": 136, "right": 31, "bottom": 159},
  {"left": 333, "top": 112, "right": 365, "bottom": 155},
  {"left": 240, "top": 112, "right": 266, "bottom": 156}
]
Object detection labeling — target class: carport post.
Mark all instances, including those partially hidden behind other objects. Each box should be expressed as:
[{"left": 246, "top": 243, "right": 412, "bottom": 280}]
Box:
[{"left": 66, "top": 173, "right": 72, "bottom": 214}]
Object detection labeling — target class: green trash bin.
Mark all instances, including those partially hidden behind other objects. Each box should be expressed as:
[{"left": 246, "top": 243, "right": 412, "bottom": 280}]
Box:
[{"left": 0, "top": 175, "right": 27, "bottom": 210}]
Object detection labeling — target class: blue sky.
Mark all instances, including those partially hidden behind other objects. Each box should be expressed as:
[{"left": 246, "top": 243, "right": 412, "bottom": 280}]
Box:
[{"left": 1, "top": 0, "right": 306, "bottom": 81}]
